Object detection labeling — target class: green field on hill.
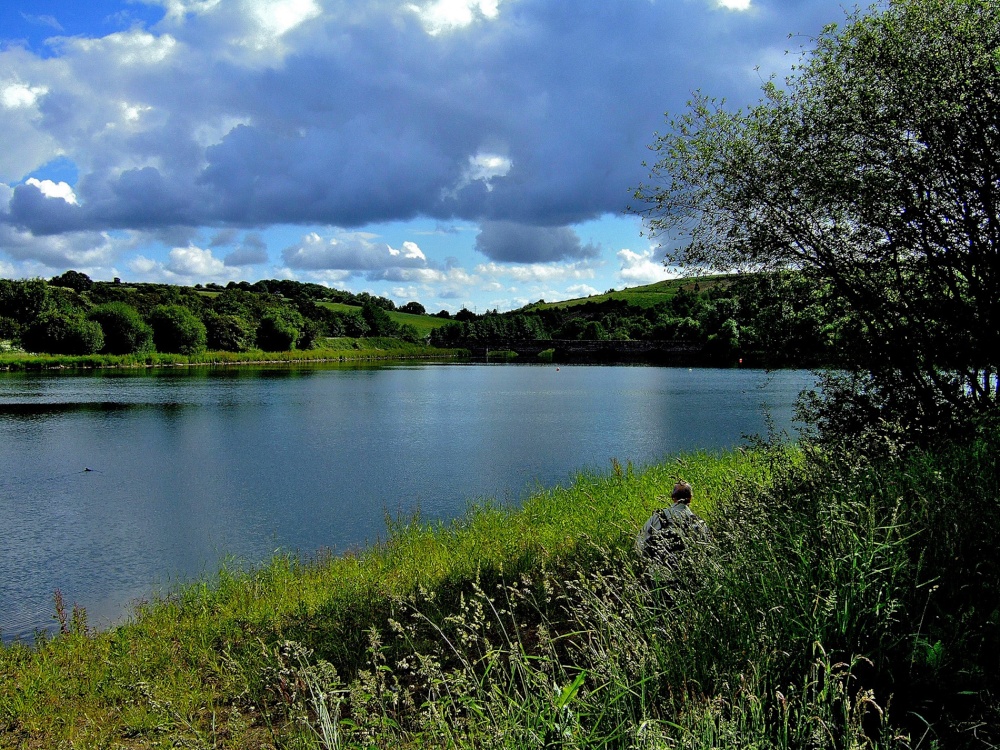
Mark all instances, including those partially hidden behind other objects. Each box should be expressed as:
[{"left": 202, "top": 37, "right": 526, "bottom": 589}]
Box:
[
  {"left": 316, "top": 301, "right": 452, "bottom": 336},
  {"left": 520, "top": 274, "right": 733, "bottom": 312}
]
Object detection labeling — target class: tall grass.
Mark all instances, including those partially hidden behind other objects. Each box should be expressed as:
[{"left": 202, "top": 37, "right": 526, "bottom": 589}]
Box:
[
  {"left": 280, "top": 435, "right": 999, "bottom": 749},
  {"left": 0, "top": 451, "right": 748, "bottom": 747},
  {"left": 2, "top": 433, "right": 997, "bottom": 748}
]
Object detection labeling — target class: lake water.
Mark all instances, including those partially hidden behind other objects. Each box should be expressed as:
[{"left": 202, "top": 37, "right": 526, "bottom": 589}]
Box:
[{"left": 0, "top": 363, "right": 816, "bottom": 641}]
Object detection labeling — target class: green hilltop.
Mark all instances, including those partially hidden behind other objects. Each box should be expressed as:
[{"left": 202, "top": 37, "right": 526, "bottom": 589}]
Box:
[{"left": 518, "top": 274, "right": 734, "bottom": 312}]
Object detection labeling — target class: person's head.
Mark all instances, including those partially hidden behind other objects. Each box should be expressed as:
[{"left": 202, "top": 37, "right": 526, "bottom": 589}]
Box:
[{"left": 671, "top": 480, "right": 693, "bottom": 504}]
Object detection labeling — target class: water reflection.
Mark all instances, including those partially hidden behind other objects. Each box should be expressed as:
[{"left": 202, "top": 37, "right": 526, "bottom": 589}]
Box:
[{"left": 0, "top": 364, "right": 816, "bottom": 641}]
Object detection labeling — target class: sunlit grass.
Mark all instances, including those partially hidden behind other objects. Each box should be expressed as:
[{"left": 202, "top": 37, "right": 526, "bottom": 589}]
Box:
[
  {"left": 0, "top": 341, "right": 462, "bottom": 371},
  {"left": 3, "top": 433, "right": 997, "bottom": 748},
  {"left": 0, "top": 448, "right": 764, "bottom": 747},
  {"left": 522, "top": 274, "right": 735, "bottom": 312},
  {"left": 315, "top": 303, "right": 453, "bottom": 336}
]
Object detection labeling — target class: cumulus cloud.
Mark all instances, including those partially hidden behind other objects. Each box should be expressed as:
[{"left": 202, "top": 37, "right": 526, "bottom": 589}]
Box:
[
  {"left": 0, "top": 225, "right": 117, "bottom": 269},
  {"left": 0, "top": 0, "right": 842, "bottom": 295},
  {"left": 1, "top": 82, "right": 48, "bottom": 109},
  {"left": 565, "top": 283, "right": 600, "bottom": 297},
  {"left": 0, "top": 0, "right": 838, "bottom": 239},
  {"left": 128, "top": 244, "right": 234, "bottom": 282},
  {"left": 617, "top": 248, "right": 678, "bottom": 284},
  {"left": 166, "top": 245, "right": 228, "bottom": 277},
  {"left": 475, "top": 221, "right": 600, "bottom": 264},
  {"left": 281, "top": 231, "right": 429, "bottom": 275},
  {"left": 475, "top": 260, "right": 596, "bottom": 283},
  {"left": 24, "top": 178, "right": 78, "bottom": 205},
  {"left": 410, "top": 0, "right": 501, "bottom": 34}
]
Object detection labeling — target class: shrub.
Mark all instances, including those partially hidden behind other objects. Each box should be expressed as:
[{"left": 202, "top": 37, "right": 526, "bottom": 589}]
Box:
[
  {"left": 88, "top": 302, "right": 154, "bottom": 354},
  {"left": 203, "top": 311, "right": 256, "bottom": 352},
  {"left": 257, "top": 309, "right": 305, "bottom": 351},
  {"left": 148, "top": 305, "right": 208, "bottom": 354},
  {"left": 398, "top": 324, "right": 422, "bottom": 344},
  {"left": 20, "top": 312, "right": 105, "bottom": 354}
]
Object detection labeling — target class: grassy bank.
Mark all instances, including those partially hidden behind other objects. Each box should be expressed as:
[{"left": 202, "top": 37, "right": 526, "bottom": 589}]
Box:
[
  {"left": 0, "top": 340, "right": 464, "bottom": 371},
  {"left": 2, "top": 434, "right": 998, "bottom": 748}
]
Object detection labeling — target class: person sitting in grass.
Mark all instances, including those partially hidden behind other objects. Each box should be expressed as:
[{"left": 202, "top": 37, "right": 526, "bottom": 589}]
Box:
[{"left": 636, "top": 480, "right": 711, "bottom": 570}]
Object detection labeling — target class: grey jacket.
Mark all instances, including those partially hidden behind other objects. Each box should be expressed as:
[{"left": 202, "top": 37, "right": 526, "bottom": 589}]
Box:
[{"left": 636, "top": 501, "right": 711, "bottom": 562}]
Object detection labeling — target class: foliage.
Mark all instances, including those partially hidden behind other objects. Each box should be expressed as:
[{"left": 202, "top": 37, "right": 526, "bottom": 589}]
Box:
[
  {"left": 203, "top": 310, "right": 256, "bottom": 352},
  {"left": 361, "top": 301, "right": 401, "bottom": 338},
  {"left": 397, "top": 323, "right": 422, "bottom": 344},
  {"left": 148, "top": 305, "right": 208, "bottom": 355},
  {"left": 257, "top": 308, "right": 306, "bottom": 351},
  {"left": 19, "top": 311, "right": 105, "bottom": 355},
  {"left": 49, "top": 269, "right": 94, "bottom": 293},
  {"left": 632, "top": 0, "right": 1000, "bottom": 439},
  {"left": 88, "top": 302, "right": 154, "bottom": 355},
  {"left": 428, "top": 275, "right": 838, "bottom": 365},
  {"left": 398, "top": 301, "right": 426, "bottom": 315},
  {"left": 0, "top": 278, "right": 51, "bottom": 330}
]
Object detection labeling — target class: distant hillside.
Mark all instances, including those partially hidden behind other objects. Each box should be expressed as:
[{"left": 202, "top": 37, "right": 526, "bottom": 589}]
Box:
[
  {"left": 317, "top": 301, "right": 452, "bottom": 336},
  {"left": 519, "top": 274, "right": 734, "bottom": 311}
]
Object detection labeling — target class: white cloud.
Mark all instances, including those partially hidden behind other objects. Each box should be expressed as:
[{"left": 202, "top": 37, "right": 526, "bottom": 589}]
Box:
[
  {"left": 475, "top": 260, "right": 597, "bottom": 283},
  {"left": 565, "top": 283, "right": 599, "bottom": 297},
  {"left": 0, "top": 225, "right": 117, "bottom": 269},
  {"left": 25, "top": 178, "right": 79, "bottom": 205},
  {"left": 157, "top": 0, "right": 224, "bottom": 21},
  {"left": 389, "top": 240, "right": 427, "bottom": 262},
  {"left": 410, "top": 0, "right": 501, "bottom": 34},
  {"left": 128, "top": 245, "right": 236, "bottom": 282},
  {"left": 616, "top": 248, "right": 678, "bottom": 284},
  {"left": 68, "top": 31, "right": 179, "bottom": 66},
  {"left": 0, "top": 0, "right": 839, "bottom": 286},
  {"left": 717, "top": 0, "right": 752, "bottom": 9},
  {"left": 444, "top": 152, "right": 512, "bottom": 198},
  {"left": 1, "top": 82, "right": 48, "bottom": 109},
  {"left": 250, "top": 0, "right": 322, "bottom": 36},
  {"left": 166, "top": 245, "right": 228, "bottom": 277},
  {"left": 282, "top": 232, "right": 431, "bottom": 272}
]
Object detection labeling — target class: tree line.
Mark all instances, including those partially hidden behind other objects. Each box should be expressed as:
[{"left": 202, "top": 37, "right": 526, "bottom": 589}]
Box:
[
  {"left": 0, "top": 273, "right": 427, "bottom": 356},
  {"left": 429, "top": 271, "right": 849, "bottom": 367}
]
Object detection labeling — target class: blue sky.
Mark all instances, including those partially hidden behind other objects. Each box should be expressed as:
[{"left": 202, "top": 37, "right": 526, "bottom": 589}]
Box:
[{"left": 1, "top": 0, "right": 843, "bottom": 312}]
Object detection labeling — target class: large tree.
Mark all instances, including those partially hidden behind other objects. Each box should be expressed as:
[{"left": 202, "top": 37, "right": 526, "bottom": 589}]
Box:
[
  {"left": 149, "top": 305, "right": 208, "bottom": 355},
  {"left": 632, "top": 0, "right": 1000, "bottom": 441}
]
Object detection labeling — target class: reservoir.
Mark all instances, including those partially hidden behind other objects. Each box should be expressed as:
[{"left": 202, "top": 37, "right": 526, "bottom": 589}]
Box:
[{"left": 0, "top": 363, "right": 815, "bottom": 641}]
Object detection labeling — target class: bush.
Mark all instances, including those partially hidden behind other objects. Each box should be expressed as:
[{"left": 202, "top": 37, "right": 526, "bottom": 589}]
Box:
[
  {"left": 20, "top": 312, "right": 105, "bottom": 354},
  {"left": 88, "top": 302, "right": 154, "bottom": 354},
  {"left": 203, "top": 311, "right": 256, "bottom": 352},
  {"left": 257, "top": 309, "right": 305, "bottom": 351},
  {"left": 148, "top": 305, "right": 208, "bottom": 355},
  {"left": 398, "top": 324, "right": 422, "bottom": 344}
]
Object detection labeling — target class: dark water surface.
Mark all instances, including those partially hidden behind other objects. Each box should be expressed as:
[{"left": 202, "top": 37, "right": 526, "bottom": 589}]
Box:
[{"left": 0, "top": 363, "right": 816, "bottom": 641}]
